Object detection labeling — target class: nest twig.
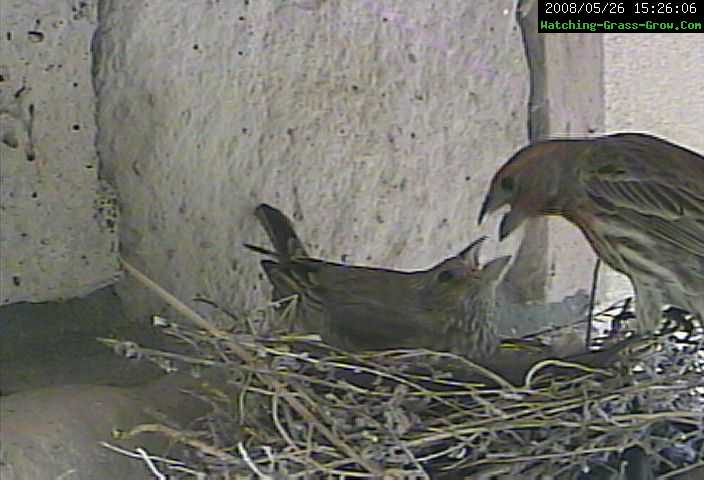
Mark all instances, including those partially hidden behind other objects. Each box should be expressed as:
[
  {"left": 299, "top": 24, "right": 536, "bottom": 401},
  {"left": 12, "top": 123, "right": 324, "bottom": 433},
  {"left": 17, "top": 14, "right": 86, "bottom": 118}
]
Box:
[{"left": 102, "top": 258, "right": 704, "bottom": 479}]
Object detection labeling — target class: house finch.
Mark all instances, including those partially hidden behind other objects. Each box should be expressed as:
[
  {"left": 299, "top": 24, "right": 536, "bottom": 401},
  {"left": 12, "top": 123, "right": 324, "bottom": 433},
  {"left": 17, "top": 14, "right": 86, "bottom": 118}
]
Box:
[
  {"left": 246, "top": 204, "right": 512, "bottom": 359},
  {"left": 479, "top": 132, "right": 704, "bottom": 332}
]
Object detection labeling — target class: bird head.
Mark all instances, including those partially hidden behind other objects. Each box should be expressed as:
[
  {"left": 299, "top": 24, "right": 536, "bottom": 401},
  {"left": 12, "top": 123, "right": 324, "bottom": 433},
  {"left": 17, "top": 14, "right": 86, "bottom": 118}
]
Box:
[
  {"left": 455, "top": 236, "right": 512, "bottom": 285},
  {"left": 422, "top": 236, "right": 511, "bottom": 358},
  {"left": 425, "top": 236, "right": 512, "bottom": 303},
  {"left": 478, "top": 142, "right": 571, "bottom": 240}
]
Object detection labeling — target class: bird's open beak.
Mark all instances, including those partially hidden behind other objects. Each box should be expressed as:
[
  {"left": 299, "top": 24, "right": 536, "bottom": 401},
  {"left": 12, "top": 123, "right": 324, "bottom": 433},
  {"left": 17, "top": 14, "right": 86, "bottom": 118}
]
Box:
[
  {"left": 477, "top": 195, "right": 492, "bottom": 225},
  {"left": 478, "top": 189, "right": 508, "bottom": 226},
  {"left": 458, "top": 236, "right": 486, "bottom": 267},
  {"left": 478, "top": 190, "right": 524, "bottom": 240},
  {"left": 456, "top": 237, "right": 512, "bottom": 281},
  {"left": 498, "top": 208, "right": 528, "bottom": 240}
]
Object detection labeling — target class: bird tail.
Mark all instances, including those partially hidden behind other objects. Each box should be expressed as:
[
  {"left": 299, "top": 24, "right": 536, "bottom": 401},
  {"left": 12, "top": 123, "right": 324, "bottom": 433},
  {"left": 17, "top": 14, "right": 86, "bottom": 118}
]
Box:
[
  {"left": 245, "top": 204, "right": 317, "bottom": 311},
  {"left": 249, "top": 203, "right": 308, "bottom": 260}
]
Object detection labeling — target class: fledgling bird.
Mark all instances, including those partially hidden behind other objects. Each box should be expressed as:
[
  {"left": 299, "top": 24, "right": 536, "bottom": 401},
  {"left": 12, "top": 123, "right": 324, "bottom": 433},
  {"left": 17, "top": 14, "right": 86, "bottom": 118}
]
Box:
[
  {"left": 246, "top": 204, "right": 512, "bottom": 359},
  {"left": 479, "top": 132, "right": 704, "bottom": 332}
]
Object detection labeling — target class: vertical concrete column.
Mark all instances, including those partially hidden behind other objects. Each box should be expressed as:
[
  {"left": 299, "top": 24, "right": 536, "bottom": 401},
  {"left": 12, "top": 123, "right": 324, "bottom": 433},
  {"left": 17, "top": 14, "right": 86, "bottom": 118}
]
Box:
[{"left": 504, "top": 0, "right": 603, "bottom": 306}]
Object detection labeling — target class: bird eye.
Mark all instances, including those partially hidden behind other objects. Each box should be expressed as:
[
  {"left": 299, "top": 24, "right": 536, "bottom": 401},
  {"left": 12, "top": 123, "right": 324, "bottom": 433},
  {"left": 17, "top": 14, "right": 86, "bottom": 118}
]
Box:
[
  {"left": 500, "top": 176, "right": 515, "bottom": 191},
  {"left": 437, "top": 270, "right": 455, "bottom": 283}
]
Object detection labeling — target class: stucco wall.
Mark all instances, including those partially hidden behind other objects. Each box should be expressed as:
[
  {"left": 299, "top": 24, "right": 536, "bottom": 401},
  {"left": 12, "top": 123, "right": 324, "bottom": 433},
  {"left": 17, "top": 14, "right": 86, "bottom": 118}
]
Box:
[
  {"left": 93, "top": 0, "right": 541, "bottom": 322},
  {"left": 515, "top": 6, "right": 604, "bottom": 305},
  {"left": 2, "top": 0, "right": 606, "bottom": 327}
]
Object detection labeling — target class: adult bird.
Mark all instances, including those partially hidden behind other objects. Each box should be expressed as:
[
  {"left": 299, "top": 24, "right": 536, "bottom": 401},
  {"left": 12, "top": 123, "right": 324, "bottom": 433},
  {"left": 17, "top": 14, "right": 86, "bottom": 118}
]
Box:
[
  {"left": 246, "top": 204, "right": 512, "bottom": 360},
  {"left": 478, "top": 132, "right": 704, "bottom": 332}
]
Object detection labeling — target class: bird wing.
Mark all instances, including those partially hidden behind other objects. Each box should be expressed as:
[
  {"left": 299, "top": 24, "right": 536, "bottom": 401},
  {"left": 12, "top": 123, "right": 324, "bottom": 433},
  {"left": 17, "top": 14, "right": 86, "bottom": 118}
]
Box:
[
  {"left": 580, "top": 134, "right": 704, "bottom": 257},
  {"left": 296, "top": 263, "right": 438, "bottom": 350},
  {"left": 311, "top": 263, "right": 423, "bottom": 301},
  {"left": 320, "top": 296, "right": 437, "bottom": 351}
]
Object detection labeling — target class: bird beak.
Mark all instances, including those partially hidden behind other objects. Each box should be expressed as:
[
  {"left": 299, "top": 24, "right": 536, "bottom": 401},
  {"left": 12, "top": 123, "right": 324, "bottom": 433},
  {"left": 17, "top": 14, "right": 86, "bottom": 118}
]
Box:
[
  {"left": 481, "top": 255, "right": 512, "bottom": 282},
  {"left": 498, "top": 208, "right": 528, "bottom": 240},
  {"left": 478, "top": 188, "right": 508, "bottom": 225},
  {"left": 458, "top": 236, "right": 486, "bottom": 267},
  {"left": 477, "top": 195, "right": 492, "bottom": 225}
]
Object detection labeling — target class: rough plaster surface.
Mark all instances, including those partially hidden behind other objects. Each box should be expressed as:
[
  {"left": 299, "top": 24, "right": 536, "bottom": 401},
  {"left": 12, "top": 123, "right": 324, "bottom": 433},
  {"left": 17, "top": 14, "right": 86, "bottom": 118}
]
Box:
[
  {"left": 602, "top": 33, "right": 704, "bottom": 304},
  {"left": 514, "top": 1, "right": 604, "bottom": 305},
  {"left": 0, "top": 0, "right": 119, "bottom": 305},
  {"left": 540, "top": 33, "right": 604, "bottom": 303},
  {"left": 94, "top": 0, "right": 538, "bottom": 322}
]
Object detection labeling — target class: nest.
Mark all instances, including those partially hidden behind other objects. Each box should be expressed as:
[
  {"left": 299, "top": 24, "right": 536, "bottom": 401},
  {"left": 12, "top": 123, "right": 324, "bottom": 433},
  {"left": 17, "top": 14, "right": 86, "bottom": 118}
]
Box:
[{"left": 102, "top": 260, "right": 704, "bottom": 479}]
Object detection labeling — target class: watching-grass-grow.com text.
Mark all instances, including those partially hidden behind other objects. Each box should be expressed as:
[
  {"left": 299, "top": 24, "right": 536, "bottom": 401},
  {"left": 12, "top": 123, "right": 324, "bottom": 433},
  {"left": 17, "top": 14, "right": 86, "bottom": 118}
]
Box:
[{"left": 540, "top": 19, "right": 702, "bottom": 31}]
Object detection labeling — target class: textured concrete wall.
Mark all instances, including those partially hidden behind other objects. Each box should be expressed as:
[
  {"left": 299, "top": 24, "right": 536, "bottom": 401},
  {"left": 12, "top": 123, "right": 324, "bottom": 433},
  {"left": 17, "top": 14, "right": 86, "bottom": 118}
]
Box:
[
  {"left": 0, "top": 0, "right": 119, "bottom": 305},
  {"left": 540, "top": 33, "right": 604, "bottom": 303},
  {"left": 93, "top": 0, "right": 535, "bottom": 321},
  {"left": 605, "top": 34, "right": 703, "bottom": 151},
  {"left": 602, "top": 33, "right": 704, "bottom": 304},
  {"left": 0, "top": 0, "right": 608, "bottom": 325},
  {"left": 511, "top": 1, "right": 604, "bottom": 305}
]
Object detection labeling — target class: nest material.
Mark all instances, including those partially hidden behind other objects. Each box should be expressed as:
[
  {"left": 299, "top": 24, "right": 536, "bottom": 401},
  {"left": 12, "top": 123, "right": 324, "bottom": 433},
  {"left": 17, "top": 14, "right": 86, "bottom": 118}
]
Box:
[{"left": 104, "top": 260, "right": 704, "bottom": 479}]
